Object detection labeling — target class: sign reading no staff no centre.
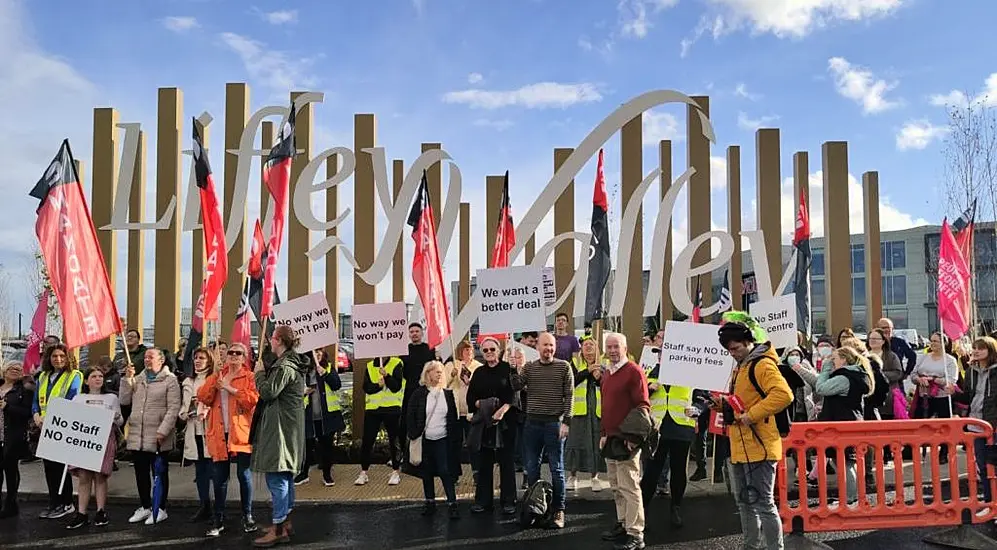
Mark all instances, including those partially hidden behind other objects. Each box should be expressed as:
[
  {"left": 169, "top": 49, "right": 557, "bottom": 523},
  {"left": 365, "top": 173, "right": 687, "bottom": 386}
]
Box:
[{"left": 36, "top": 398, "right": 114, "bottom": 473}]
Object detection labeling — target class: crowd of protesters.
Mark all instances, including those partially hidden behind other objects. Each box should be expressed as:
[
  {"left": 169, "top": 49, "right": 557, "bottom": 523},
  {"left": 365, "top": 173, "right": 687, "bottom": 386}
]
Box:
[{"left": 2, "top": 310, "right": 994, "bottom": 550}]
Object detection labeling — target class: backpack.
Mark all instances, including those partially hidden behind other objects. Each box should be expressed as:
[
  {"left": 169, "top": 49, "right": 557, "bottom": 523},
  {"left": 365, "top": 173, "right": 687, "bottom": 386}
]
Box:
[
  {"left": 866, "top": 363, "right": 891, "bottom": 410},
  {"left": 517, "top": 480, "right": 555, "bottom": 528},
  {"left": 747, "top": 358, "right": 794, "bottom": 438}
]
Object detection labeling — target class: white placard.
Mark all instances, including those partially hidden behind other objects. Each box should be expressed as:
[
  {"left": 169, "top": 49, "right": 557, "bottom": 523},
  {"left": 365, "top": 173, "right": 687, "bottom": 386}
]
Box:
[
  {"left": 351, "top": 302, "right": 410, "bottom": 360},
  {"left": 542, "top": 267, "right": 556, "bottom": 310},
  {"left": 638, "top": 345, "right": 659, "bottom": 373},
  {"left": 658, "top": 321, "right": 736, "bottom": 392},
  {"left": 272, "top": 291, "right": 339, "bottom": 352},
  {"left": 749, "top": 293, "right": 798, "bottom": 350},
  {"left": 36, "top": 398, "right": 114, "bottom": 473},
  {"left": 508, "top": 340, "right": 540, "bottom": 365},
  {"left": 476, "top": 265, "right": 546, "bottom": 334}
]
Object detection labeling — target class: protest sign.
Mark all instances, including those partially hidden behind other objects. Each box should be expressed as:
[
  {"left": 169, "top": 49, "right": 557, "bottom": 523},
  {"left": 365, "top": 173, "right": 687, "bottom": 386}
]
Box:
[
  {"left": 36, "top": 398, "right": 114, "bottom": 473},
  {"left": 708, "top": 410, "right": 727, "bottom": 436},
  {"left": 508, "top": 340, "right": 540, "bottom": 365},
  {"left": 351, "top": 302, "right": 410, "bottom": 360},
  {"left": 638, "top": 345, "right": 659, "bottom": 374},
  {"left": 542, "top": 267, "right": 556, "bottom": 311},
  {"left": 749, "top": 293, "right": 797, "bottom": 349},
  {"left": 658, "top": 321, "right": 735, "bottom": 392},
  {"left": 272, "top": 291, "right": 338, "bottom": 352},
  {"left": 476, "top": 265, "right": 546, "bottom": 334}
]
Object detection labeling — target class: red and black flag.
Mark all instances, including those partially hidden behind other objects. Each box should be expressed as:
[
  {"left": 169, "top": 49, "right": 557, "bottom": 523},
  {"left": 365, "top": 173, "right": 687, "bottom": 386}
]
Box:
[
  {"left": 584, "top": 148, "right": 611, "bottom": 324},
  {"left": 491, "top": 170, "right": 516, "bottom": 268},
  {"left": 953, "top": 199, "right": 977, "bottom": 265},
  {"left": 29, "top": 140, "right": 122, "bottom": 348},
  {"left": 231, "top": 220, "right": 281, "bottom": 355},
  {"left": 261, "top": 104, "right": 295, "bottom": 319},
  {"left": 792, "top": 186, "right": 812, "bottom": 336},
  {"left": 408, "top": 171, "right": 452, "bottom": 349},
  {"left": 691, "top": 276, "right": 703, "bottom": 323}
]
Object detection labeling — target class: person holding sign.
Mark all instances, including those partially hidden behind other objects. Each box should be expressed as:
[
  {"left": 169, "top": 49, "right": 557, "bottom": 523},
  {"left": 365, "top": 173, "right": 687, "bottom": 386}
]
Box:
[
  {"left": 65, "top": 367, "right": 124, "bottom": 530},
  {"left": 298, "top": 348, "right": 344, "bottom": 489},
  {"left": 713, "top": 314, "right": 792, "bottom": 550},
  {"left": 565, "top": 335, "right": 607, "bottom": 492},
  {"left": 445, "top": 341, "right": 480, "bottom": 476},
  {"left": 249, "top": 326, "right": 306, "bottom": 547},
  {"left": 198, "top": 342, "right": 260, "bottom": 537},
  {"left": 32, "top": 344, "right": 83, "bottom": 520},
  {"left": 121, "top": 348, "right": 181, "bottom": 526},
  {"left": 1, "top": 362, "right": 33, "bottom": 519},
  {"left": 355, "top": 354, "right": 406, "bottom": 488}
]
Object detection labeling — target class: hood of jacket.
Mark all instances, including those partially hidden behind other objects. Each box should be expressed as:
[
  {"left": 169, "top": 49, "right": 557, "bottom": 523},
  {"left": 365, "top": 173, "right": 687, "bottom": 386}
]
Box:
[{"left": 742, "top": 341, "right": 779, "bottom": 367}]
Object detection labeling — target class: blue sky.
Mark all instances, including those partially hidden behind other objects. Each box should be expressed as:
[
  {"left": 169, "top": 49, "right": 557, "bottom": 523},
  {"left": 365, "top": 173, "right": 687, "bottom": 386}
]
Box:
[{"left": 1, "top": 0, "right": 996, "bottom": 331}]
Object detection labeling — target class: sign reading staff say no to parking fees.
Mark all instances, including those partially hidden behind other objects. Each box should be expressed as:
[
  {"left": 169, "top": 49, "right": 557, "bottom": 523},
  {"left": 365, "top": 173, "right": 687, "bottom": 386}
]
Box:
[{"left": 658, "top": 321, "right": 736, "bottom": 393}]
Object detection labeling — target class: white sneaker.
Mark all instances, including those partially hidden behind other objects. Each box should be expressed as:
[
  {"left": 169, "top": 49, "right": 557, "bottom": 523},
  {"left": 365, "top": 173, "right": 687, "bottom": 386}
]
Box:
[
  {"left": 591, "top": 477, "right": 604, "bottom": 492},
  {"left": 567, "top": 476, "right": 578, "bottom": 491},
  {"left": 354, "top": 471, "right": 369, "bottom": 486},
  {"left": 388, "top": 471, "right": 401, "bottom": 486},
  {"left": 144, "top": 508, "right": 168, "bottom": 525},
  {"left": 128, "top": 507, "right": 151, "bottom": 524}
]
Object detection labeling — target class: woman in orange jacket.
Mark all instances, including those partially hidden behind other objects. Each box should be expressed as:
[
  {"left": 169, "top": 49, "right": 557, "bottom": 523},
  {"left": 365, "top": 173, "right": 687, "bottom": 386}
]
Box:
[{"left": 196, "top": 342, "right": 260, "bottom": 538}]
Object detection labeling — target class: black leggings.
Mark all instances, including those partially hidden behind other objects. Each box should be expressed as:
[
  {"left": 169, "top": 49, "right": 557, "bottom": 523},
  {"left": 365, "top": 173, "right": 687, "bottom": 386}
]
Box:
[
  {"left": 1, "top": 441, "right": 24, "bottom": 506},
  {"left": 42, "top": 458, "right": 73, "bottom": 508},
  {"left": 914, "top": 396, "right": 952, "bottom": 460},
  {"left": 361, "top": 412, "right": 400, "bottom": 471},
  {"left": 641, "top": 438, "right": 692, "bottom": 507},
  {"left": 301, "top": 421, "right": 336, "bottom": 477},
  {"left": 133, "top": 451, "right": 170, "bottom": 510}
]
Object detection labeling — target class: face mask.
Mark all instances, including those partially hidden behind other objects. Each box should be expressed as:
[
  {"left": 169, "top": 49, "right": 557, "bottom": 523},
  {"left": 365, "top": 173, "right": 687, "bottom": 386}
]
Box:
[
  {"left": 787, "top": 355, "right": 801, "bottom": 366},
  {"left": 818, "top": 346, "right": 833, "bottom": 358}
]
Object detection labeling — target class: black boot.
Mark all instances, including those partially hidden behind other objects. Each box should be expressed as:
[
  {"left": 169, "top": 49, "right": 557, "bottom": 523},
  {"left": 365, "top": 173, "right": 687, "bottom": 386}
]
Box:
[
  {"left": 670, "top": 505, "right": 684, "bottom": 528},
  {"left": 689, "top": 467, "right": 707, "bottom": 482},
  {"left": 0, "top": 500, "right": 18, "bottom": 519},
  {"left": 190, "top": 504, "right": 211, "bottom": 523}
]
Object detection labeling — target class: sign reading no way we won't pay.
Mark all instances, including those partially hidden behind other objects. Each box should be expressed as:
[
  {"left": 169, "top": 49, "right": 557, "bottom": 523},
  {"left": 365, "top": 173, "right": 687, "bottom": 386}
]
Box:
[
  {"left": 36, "top": 398, "right": 114, "bottom": 473},
  {"left": 272, "top": 291, "right": 339, "bottom": 353},
  {"left": 351, "top": 302, "right": 410, "bottom": 360},
  {"left": 657, "top": 321, "right": 736, "bottom": 393}
]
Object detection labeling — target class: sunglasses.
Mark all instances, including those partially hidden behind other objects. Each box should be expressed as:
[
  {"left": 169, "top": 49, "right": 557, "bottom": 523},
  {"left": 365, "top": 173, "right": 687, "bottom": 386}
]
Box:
[
  {"left": 227, "top": 350, "right": 245, "bottom": 357},
  {"left": 482, "top": 347, "right": 497, "bottom": 353}
]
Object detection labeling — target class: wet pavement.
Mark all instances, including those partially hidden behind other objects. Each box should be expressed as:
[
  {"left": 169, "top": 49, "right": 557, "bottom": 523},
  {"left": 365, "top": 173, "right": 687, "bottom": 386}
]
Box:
[{"left": 2, "top": 498, "right": 996, "bottom": 549}]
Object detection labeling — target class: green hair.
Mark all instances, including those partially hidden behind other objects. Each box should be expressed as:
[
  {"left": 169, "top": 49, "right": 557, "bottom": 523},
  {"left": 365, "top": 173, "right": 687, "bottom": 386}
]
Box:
[{"left": 720, "top": 311, "right": 769, "bottom": 343}]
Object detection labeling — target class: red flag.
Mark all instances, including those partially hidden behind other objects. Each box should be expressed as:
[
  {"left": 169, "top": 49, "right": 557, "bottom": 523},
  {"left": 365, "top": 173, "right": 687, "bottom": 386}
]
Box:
[
  {"left": 261, "top": 106, "right": 295, "bottom": 318},
  {"left": 938, "top": 219, "right": 971, "bottom": 340},
  {"left": 407, "top": 171, "right": 452, "bottom": 349},
  {"left": 584, "top": 148, "right": 611, "bottom": 323},
  {"left": 230, "top": 279, "right": 252, "bottom": 353},
  {"left": 22, "top": 289, "right": 49, "bottom": 374},
  {"left": 192, "top": 120, "right": 228, "bottom": 323},
  {"left": 29, "top": 140, "right": 122, "bottom": 349},
  {"left": 691, "top": 277, "right": 703, "bottom": 323},
  {"left": 491, "top": 170, "right": 516, "bottom": 268},
  {"left": 249, "top": 219, "right": 266, "bottom": 279}
]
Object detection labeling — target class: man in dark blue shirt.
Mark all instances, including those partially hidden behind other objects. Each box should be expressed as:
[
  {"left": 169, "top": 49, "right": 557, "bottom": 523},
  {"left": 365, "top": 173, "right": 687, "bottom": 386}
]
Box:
[{"left": 877, "top": 318, "right": 918, "bottom": 375}]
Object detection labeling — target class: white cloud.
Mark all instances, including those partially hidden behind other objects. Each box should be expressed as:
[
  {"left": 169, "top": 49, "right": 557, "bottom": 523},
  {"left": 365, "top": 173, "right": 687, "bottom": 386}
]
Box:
[
  {"left": 259, "top": 9, "right": 298, "bottom": 25},
  {"left": 472, "top": 118, "right": 514, "bottom": 131},
  {"left": 679, "top": 38, "right": 693, "bottom": 58},
  {"left": 618, "top": 0, "right": 679, "bottom": 39},
  {"left": 737, "top": 111, "right": 779, "bottom": 131},
  {"left": 930, "top": 73, "right": 997, "bottom": 108},
  {"left": 896, "top": 120, "right": 949, "bottom": 151},
  {"left": 442, "top": 82, "right": 602, "bottom": 109},
  {"left": 827, "top": 57, "right": 901, "bottom": 114},
  {"left": 642, "top": 109, "right": 682, "bottom": 145},
  {"left": 413, "top": 0, "right": 426, "bottom": 15},
  {"left": 218, "top": 32, "right": 318, "bottom": 93},
  {"left": 578, "top": 37, "right": 594, "bottom": 51},
  {"left": 162, "top": 16, "right": 199, "bottom": 33},
  {"left": 734, "top": 82, "right": 760, "bottom": 101},
  {"left": 467, "top": 72, "right": 483, "bottom": 84}
]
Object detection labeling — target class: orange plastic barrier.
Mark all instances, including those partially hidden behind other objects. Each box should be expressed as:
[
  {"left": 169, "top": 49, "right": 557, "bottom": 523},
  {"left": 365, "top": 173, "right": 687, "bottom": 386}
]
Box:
[{"left": 776, "top": 418, "right": 997, "bottom": 535}]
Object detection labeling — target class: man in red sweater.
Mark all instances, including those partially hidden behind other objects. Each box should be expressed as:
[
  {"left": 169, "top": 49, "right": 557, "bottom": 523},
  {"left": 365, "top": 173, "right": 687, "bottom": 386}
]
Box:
[{"left": 599, "top": 333, "right": 650, "bottom": 550}]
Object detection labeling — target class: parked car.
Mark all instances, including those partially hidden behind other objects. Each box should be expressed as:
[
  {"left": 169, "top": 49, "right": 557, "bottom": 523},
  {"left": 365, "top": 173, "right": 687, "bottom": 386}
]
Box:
[{"left": 336, "top": 341, "right": 354, "bottom": 372}]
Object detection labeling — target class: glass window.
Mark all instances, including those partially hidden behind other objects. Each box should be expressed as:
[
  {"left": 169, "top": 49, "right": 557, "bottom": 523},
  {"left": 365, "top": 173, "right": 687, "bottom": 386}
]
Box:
[
  {"left": 813, "top": 279, "right": 826, "bottom": 309},
  {"left": 888, "top": 275, "right": 907, "bottom": 305},
  {"left": 851, "top": 313, "right": 868, "bottom": 334},
  {"left": 890, "top": 241, "right": 906, "bottom": 270},
  {"left": 979, "top": 269, "right": 997, "bottom": 302},
  {"left": 925, "top": 234, "right": 941, "bottom": 272},
  {"left": 812, "top": 250, "right": 825, "bottom": 276},
  {"left": 884, "top": 308, "right": 908, "bottom": 330},
  {"left": 813, "top": 315, "right": 827, "bottom": 336},
  {"left": 851, "top": 244, "right": 865, "bottom": 274},
  {"left": 977, "top": 232, "right": 997, "bottom": 267},
  {"left": 852, "top": 277, "right": 866, "bottom": 307}
]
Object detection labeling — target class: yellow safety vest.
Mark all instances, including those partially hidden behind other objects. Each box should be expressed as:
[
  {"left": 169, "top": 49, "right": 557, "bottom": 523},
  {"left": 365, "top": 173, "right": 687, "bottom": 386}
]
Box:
[
  {"left": 304, "top": 383, "right": 343, "bottom": 413},
  {"left": 365, "top": 358, "right": 405, "bottom": 410},
  {"left": 648, "top": 380, "right": 694, "bottom": 428},
  {"left": 37, "top": 369, "right": 83, "bottom": 417},
  {"left": 571, "top": 357, "right": 602, "bottom": 417}
]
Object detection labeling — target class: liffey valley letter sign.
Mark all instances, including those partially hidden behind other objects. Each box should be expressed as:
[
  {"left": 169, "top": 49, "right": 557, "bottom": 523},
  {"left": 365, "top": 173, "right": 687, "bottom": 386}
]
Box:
[{"left": 100, "top": 90, "right": 799, "bottom": 357}]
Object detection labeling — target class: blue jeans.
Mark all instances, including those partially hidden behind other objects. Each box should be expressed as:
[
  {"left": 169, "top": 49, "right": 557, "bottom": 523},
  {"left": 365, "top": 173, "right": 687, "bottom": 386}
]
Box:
[
  {"left": 194, "top": 458, "right": 212, "bottom": 505},
  {"left": 974, "top": 434, "right": 995, "bottom": 502},
  {"left": 422, "top": 437, "right": 457, "bottom": 503},
  {"left": 727, "top": 460, "right": 783, "bottom": 550},
  {"left": 523, "top": 420, "right": 566, "bottom": 511},
  {"left": 265, "top": 472, "right": 295, "bottom": 524},
  {"left": 212, "top": 452, "right": 253, "bottom": 519}
]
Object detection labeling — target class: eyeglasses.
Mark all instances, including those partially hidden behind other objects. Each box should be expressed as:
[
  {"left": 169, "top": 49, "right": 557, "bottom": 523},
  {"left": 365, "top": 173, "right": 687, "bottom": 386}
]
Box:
[
  {"left": 227, "top": 350, "right": 245, "bottom": 357},
  {"left": 482, "top": 348, "right": 497, "bottom": 353}
]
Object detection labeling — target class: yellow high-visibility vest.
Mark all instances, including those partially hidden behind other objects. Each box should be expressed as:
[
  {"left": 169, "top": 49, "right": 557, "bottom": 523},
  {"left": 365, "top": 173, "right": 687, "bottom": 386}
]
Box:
[
  {"left": 38, "top": 370, "right": 83, "bottom": 417},
  {"left": 648, "top": 380, "right": 694, "bottom": 428},
  {"left": 365, "top": 358, "right": 405, "bottom": 410},
  {"left": 571, "top": 357, "right": 602, "bottom": 417},
  {"left": 304, "top": 383, "right": 343, "bottom": 413}
]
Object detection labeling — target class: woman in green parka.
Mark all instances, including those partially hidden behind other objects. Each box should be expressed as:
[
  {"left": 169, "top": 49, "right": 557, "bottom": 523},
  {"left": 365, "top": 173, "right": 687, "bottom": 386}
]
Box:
[{"left": 250, "top": 325, "right": 306, "bottom": 548}]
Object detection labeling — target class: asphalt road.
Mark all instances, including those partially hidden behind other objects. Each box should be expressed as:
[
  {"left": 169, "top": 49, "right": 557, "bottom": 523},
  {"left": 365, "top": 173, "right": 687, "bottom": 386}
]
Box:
[{"left": 3, "top": 498, "right": 997, "bottom": 549}]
